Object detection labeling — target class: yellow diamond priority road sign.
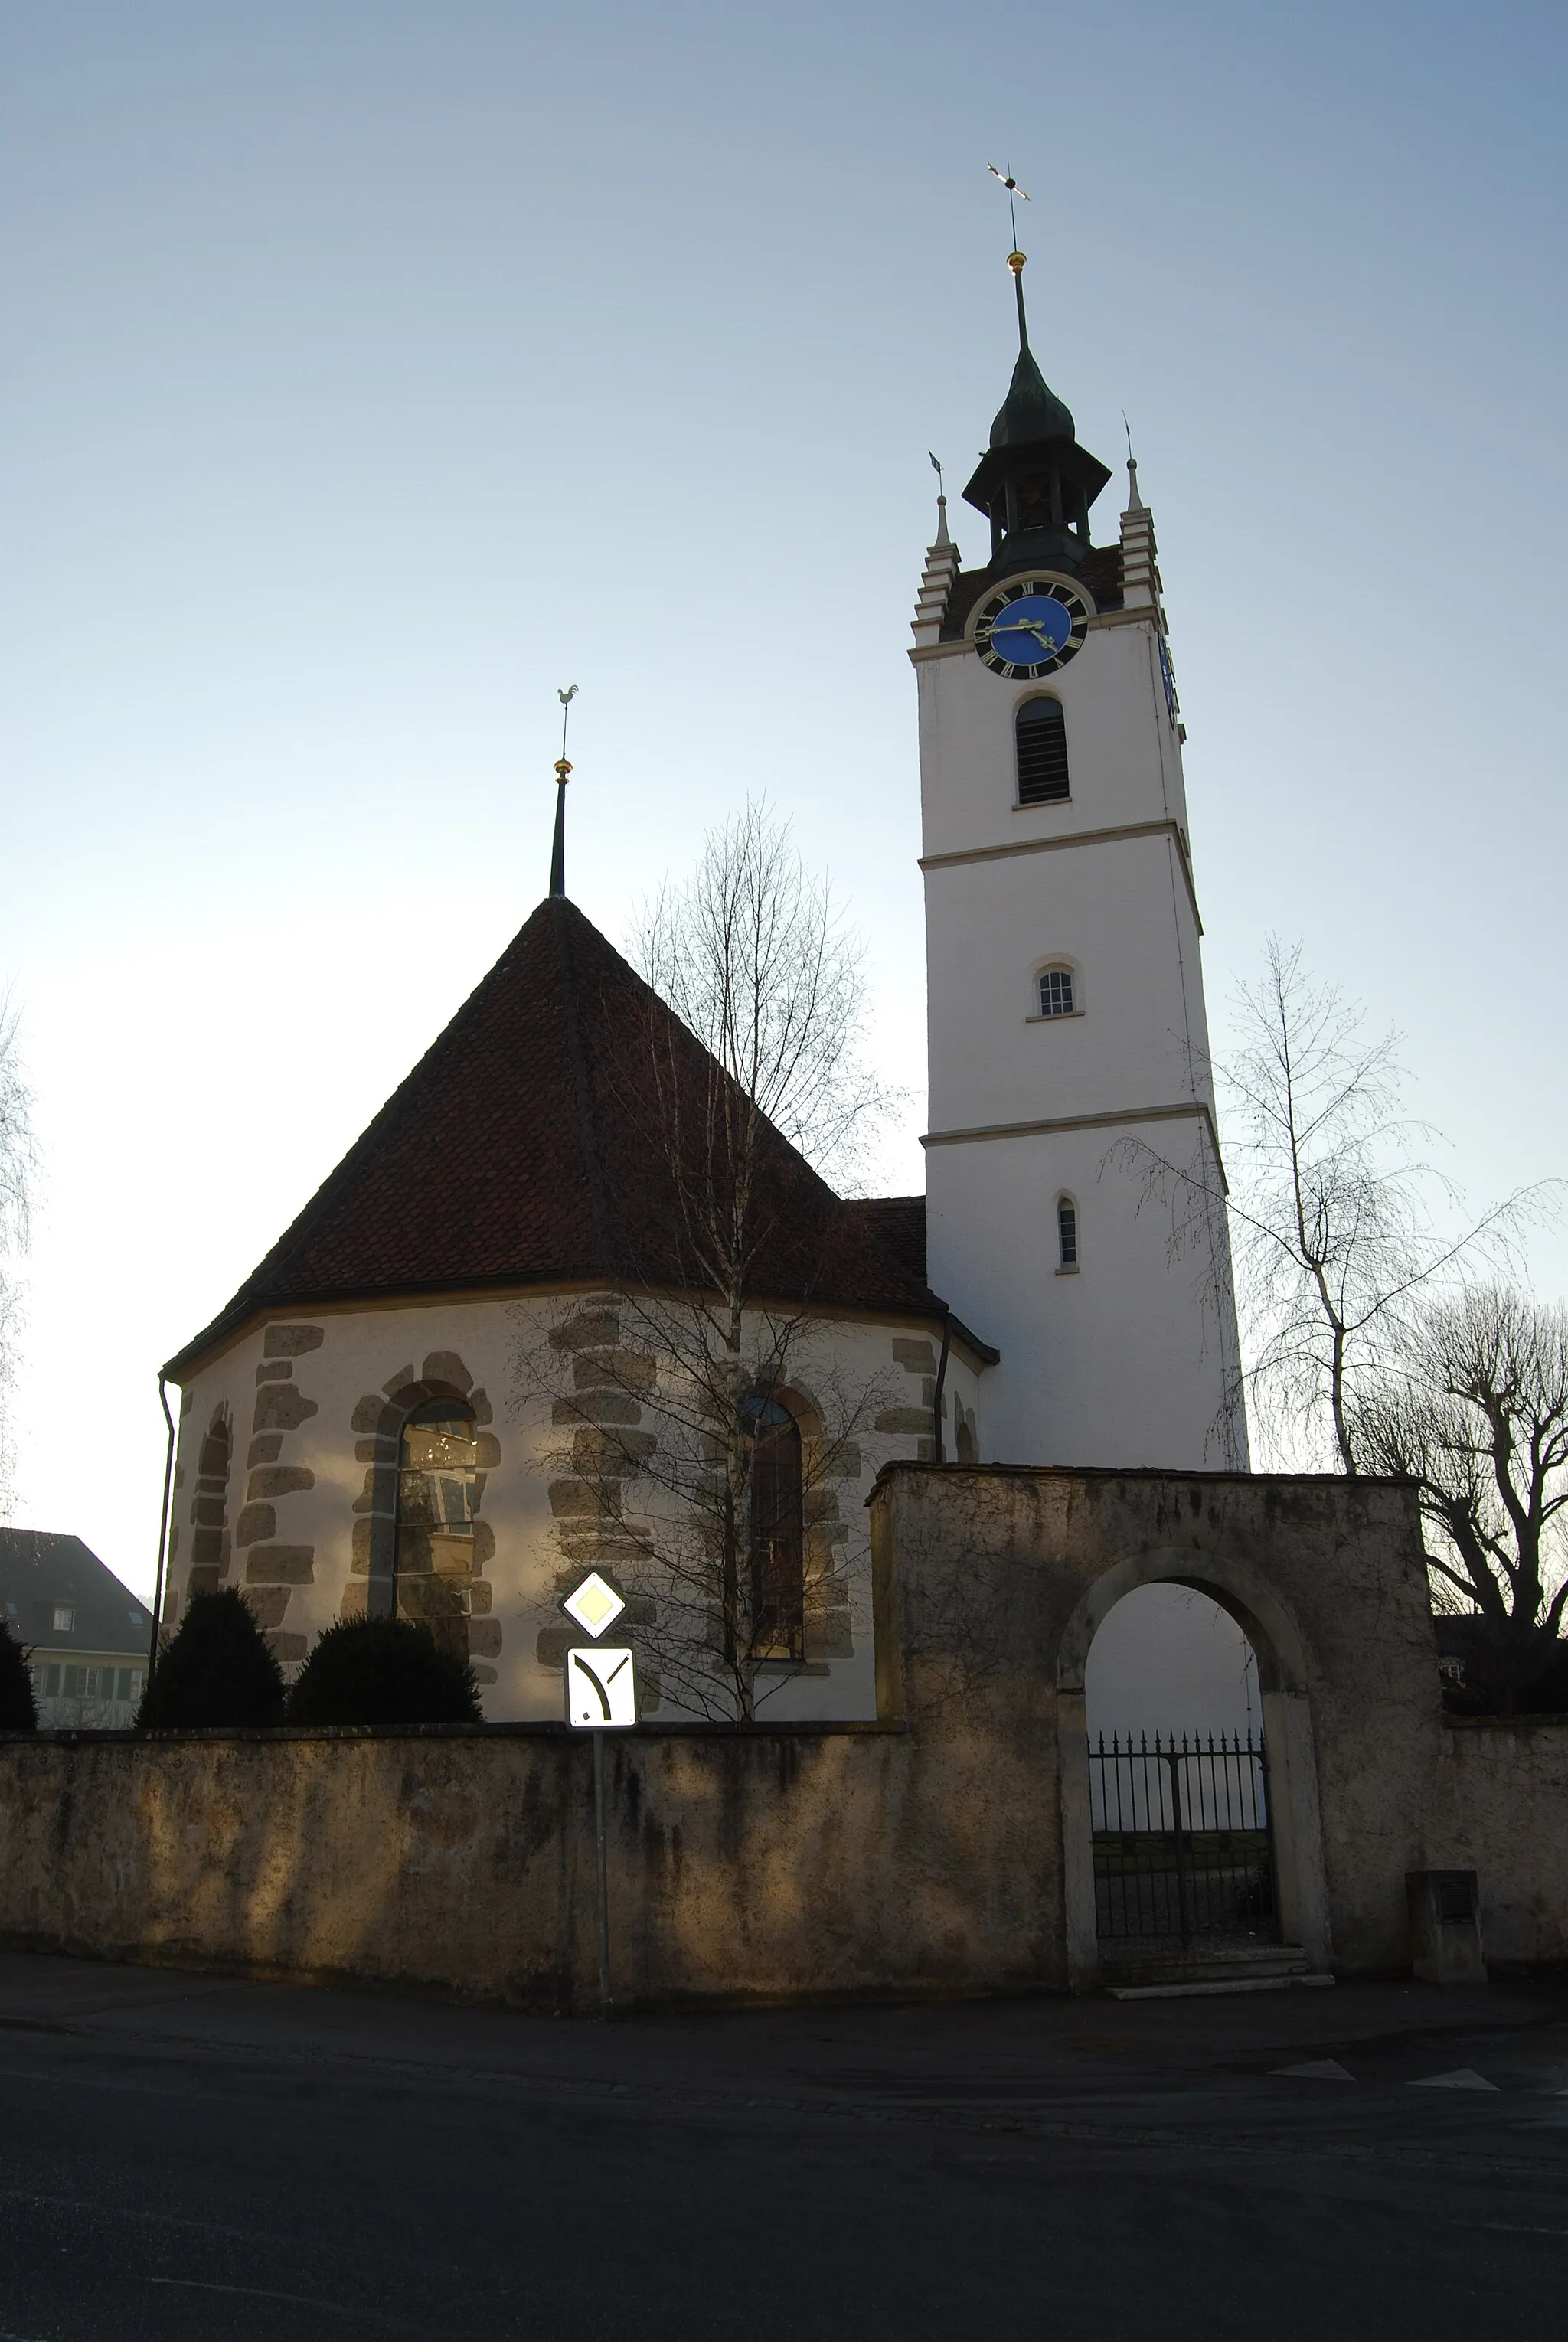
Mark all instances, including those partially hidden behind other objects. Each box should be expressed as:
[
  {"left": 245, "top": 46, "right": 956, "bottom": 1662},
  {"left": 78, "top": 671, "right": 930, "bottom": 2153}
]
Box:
[{"left": 561, "top": 1570, "right": 625, "bottom": 1640}]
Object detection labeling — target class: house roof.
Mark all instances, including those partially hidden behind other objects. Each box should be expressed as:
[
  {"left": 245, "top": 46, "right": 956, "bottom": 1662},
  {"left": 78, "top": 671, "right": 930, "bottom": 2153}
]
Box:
[
  {"left": 166, "top": 897, "right": 960, "bottom": 1378},
  {"left": 0, "top": 1529, "right": 155, "bottom": 1661}
]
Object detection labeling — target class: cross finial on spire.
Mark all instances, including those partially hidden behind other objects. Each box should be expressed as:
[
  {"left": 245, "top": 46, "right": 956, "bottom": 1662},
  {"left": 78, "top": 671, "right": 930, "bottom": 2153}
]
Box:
[{"left": 550, "top": 685, "right": 577, "bottom": 899}]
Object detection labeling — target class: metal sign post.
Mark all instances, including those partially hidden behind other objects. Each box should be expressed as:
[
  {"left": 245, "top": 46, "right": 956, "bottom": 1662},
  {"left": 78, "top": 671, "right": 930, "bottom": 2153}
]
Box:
[{"left": 560, "top": 1573, "right": 636, "bottom": 2020}]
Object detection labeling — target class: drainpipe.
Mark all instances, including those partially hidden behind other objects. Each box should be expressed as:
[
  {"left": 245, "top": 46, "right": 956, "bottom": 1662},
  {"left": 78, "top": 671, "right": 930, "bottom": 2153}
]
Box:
[
  {"left": 931, "top": 1315, "right": 952, "bottom": 1464},
  {"left": 147, "top": 1376, "right": 177, "bottom": 1688}
]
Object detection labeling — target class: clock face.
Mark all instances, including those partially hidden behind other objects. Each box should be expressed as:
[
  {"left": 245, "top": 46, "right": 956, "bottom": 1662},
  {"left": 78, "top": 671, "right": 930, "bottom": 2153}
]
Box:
[{"left": 974, "top": 579, "right": 1089, "bottom": 678}]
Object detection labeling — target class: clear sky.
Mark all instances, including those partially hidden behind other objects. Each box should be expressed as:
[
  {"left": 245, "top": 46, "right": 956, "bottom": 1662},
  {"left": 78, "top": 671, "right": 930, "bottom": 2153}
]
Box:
[{"left": 3, "top": 0, "right": 1564, "bottom": 1600}]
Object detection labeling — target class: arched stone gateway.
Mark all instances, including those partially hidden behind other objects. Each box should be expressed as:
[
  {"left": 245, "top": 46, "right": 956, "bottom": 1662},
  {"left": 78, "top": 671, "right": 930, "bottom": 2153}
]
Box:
[
  {"left": 870, "top": 1461, "right": 1447, "bottom": 1990},
  {"left": 1054, "top": 1550, "right": 1331, "bottom": 1988}
]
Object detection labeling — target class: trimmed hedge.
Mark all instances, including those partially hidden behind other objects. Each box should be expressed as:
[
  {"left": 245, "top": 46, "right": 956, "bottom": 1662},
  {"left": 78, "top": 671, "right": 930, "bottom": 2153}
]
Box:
[
  {"left": 136, "top": 1587, "right": 286, "bottom": 1729},
  {"left": 0, "top": 1622, "right": 38, "bottom": 1733},
  {"left": 286, "top": 1616, "right": 483, "bottom": 1727}
]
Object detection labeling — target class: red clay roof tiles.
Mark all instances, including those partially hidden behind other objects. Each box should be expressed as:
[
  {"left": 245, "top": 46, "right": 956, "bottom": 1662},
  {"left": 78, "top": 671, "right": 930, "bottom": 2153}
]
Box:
[{"left": 166, "top": 899, "right": 946, "bottom": 1377}]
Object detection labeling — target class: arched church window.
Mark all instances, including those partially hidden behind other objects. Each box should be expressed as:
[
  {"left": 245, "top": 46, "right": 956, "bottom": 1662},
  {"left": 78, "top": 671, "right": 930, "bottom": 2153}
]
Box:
[
  {"left": 188, "top": 1412, "right": 232, "bottom": 1602},
  {"left": 744, "top": 1396, "right": 805, "bottom": 1663},
  {"left": 1016, "top": 697, "right": 1070, "bottom": 805},
  {"left": 1039, "top": 965, "right": 1076, "bottom": 1018},
  {"left": 395, "top": 1404, "right": 479, "bottom": 1661},
  {"left": 1057, "top": 1197, "right": 1080, "bottom": 1271}
]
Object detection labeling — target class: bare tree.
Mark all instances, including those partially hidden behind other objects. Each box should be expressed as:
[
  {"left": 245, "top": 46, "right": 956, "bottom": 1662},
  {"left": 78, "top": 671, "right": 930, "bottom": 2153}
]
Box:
[
  {"left": 517, "top": 805, "right": 899, "bottom": 1722},
  {"left": 633, "top": 800, "right": 893, "bottom": 1191},
  {"left": 1353, "top": 1289, "right": 1568, "bottom": 1703},
  {"left": 1121, "top": 940, "right": 1549, "bottom": 1473},
  {"left": 0, "top": 995, "right": 38, "bottom": 1516}
]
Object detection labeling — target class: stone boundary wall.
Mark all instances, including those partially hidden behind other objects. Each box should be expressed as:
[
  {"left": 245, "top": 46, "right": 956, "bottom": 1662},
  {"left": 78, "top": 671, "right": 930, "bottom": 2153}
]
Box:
[
  {"left": 0, "top": 1720, "right": 1056, "bottom": 2012},
  {"left": 1436, "top": 1717, "right": 1568, "bottom": 1972},
  {"left": 4, "top": 1468, "right": 1566, "bottom": 2007}
]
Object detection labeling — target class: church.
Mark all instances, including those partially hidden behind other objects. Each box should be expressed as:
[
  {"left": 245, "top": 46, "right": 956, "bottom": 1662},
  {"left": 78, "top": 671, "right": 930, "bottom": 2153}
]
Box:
[{"left": 158, "top": 249, "right": 1248, "bottom": 1730}]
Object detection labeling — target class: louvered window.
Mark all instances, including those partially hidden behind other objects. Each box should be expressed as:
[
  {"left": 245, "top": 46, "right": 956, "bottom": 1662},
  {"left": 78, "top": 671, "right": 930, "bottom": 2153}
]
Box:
[
  {"left": 1058, "top": 1199, "right": 1079, "bottom": 1269},
  {"left": 1016, "top": 697, "right": 1070, "bottom": 805}
]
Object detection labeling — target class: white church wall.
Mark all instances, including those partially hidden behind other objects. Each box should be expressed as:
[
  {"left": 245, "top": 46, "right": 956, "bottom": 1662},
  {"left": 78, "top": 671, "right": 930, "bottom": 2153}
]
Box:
[
  {"left": 926, "top": 1117, "right": 1234, "bottom": 1468},
  {"left": 168, "top": 1295, "right": 961, "bottom": 1726},
  {"left": 916, "top": 618, "right": 1188, "bottom": 864},
  {"left": 923, "top": 835, "right": 1211, "bottom": 1138}
]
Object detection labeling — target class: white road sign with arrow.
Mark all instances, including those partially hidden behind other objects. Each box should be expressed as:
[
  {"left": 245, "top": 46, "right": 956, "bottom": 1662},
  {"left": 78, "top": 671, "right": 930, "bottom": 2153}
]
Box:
[{"left": 566, "top": 1644, "right": 637, "bottom": 1729}]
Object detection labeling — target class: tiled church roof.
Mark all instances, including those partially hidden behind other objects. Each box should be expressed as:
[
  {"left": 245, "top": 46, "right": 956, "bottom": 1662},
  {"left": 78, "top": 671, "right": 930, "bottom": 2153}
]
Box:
[{"left": 166, "top": 898, "right": 952, "bottom": 1377}]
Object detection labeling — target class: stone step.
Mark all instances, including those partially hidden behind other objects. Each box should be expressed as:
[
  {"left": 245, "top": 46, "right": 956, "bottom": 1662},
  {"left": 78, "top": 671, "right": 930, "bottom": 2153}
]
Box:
[{"left": 1102, "top": 1943, "right": 1321, "bottom": 1995}]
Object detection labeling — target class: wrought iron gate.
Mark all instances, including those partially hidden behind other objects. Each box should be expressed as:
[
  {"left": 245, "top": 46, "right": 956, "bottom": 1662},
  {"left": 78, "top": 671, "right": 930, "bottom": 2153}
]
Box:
[{"left": 1089, "top": 1730, "right": 1278, "bottom": 1945}]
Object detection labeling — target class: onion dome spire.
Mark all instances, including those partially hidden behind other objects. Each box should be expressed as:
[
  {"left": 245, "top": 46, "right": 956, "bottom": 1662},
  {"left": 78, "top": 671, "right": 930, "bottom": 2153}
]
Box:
[{"left": 961, "top": 249, "right": 1112, "bottom": 578}]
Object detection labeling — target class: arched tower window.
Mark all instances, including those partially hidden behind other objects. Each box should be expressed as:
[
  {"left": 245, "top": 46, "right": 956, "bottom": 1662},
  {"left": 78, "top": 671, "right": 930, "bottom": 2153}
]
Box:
[
  {"left": 1016, "top": 697, "right": 1070, "bottom": 805},
  {"left": 1057, "top": 1196, "right": 1080, "bottom": 1271},
  {"left": 395, "top": 1403, "right": 479, "bottom": 1661},
  {"left": 745, "top": 1396, "right": 805, "bottom": 1663}
]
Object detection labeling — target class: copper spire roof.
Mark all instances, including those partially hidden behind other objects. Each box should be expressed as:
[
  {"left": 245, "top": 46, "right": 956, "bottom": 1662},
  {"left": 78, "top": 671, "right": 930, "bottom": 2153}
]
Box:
[{"left": 165, "top": 897, "right": 957, "bottom": 1377}]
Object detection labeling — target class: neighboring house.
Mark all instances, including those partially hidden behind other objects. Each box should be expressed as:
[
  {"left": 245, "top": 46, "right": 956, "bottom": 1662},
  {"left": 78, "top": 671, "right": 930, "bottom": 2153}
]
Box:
[{"left": 0, "top": 1529, "right": 155, "bottom": 1729}]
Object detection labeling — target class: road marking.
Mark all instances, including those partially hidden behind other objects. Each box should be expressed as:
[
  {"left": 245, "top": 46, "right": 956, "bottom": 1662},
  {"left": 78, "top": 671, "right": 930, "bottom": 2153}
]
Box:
[
  {"left": 1410, "top": 2068, "right": 1499, "bottom": 2091},
  {"left": 1269, "top": 2058, "right": 1354, "bottom": 2081},
  {"left": 146, "top": 2278, "right": 439, "bottom": 2330}
]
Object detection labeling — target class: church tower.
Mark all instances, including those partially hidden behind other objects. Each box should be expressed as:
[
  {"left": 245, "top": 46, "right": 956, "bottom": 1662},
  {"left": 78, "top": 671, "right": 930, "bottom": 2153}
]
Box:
[{"left": 914, "top": 254, "right": 1246, "bottom": 1470}]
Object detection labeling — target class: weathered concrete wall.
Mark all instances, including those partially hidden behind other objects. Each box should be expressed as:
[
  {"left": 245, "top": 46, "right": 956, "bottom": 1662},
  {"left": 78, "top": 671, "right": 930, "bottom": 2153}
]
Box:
[
  {"left": 0, "top": 1713, "right": 1060, "bottom": 2010},
  {"left": 2, "top": 1466, "right": 1562, "bottom": 2006},
  {"left": 1434, "top": 1718, "right": 1568, "bottom": 1971}
]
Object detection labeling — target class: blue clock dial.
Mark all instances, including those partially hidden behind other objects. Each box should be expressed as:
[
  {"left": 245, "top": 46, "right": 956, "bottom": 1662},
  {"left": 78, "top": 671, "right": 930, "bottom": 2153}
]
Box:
[{"left": 974, "top": 577, "right": 1089, "bottom": 678}]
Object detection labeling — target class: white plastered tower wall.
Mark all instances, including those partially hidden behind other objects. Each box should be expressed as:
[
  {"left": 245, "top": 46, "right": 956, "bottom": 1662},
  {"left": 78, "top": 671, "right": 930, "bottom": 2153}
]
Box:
[{"left": 913, "top": 479, "right": 1248, "bottom": 1470}]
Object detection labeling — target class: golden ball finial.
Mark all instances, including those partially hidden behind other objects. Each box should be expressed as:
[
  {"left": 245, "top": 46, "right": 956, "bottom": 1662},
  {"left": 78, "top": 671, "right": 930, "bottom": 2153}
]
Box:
[
  {"left": 1007, "top": 250, "right": 1027, "bottom": 275},
  {"left": 554, "top": 758, "right": 572, "bottom": 782}
]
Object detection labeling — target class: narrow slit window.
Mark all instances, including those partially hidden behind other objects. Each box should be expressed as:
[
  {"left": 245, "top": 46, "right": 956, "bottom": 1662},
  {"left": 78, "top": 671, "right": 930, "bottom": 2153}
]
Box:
[
  {"left": 1039, "top": 967, "right": 1076, "bottom": 1018},
  {"left": 1016, "top": 697, "right": 1070, "bottom": 805},
  {"left": 1058, "top": 1200, "right": 1079, "bottom": 1269},
  {"left": 743, "top": 1396, "right": 805, "bottom": 1663}
]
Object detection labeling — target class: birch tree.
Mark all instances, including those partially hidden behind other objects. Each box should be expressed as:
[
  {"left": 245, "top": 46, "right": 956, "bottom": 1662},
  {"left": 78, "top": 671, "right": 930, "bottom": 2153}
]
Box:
[{"left": 1119, "top": 939, "right": 1548, "bottom": 1472}]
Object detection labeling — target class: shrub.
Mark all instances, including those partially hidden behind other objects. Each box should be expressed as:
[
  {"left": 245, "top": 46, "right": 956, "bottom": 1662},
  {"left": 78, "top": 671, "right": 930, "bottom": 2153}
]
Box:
[
  {"left": 286, "top": 1615, "right": 483, "bottom": 1728},
  {"left": 0, "top": 1622, "right": 38, "bottom": 1733},
  {"left": 136, "top": 1587, "right": 286, "bottom": 1729}
]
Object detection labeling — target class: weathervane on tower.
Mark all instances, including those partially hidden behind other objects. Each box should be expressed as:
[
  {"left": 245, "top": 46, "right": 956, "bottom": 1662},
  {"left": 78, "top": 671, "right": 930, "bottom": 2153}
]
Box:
[
  {"left": 987, "top": 159, "right": 1031, "bottom": 255},
  {"left": 549, "top": 684, "right": 577, "bottom": 900}
]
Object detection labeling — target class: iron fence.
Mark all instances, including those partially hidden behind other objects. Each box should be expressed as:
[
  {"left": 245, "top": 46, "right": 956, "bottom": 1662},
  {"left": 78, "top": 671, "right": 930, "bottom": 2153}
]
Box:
[{"left": 1089, "top": 1730, "right": 1277, "bottom": 1945}]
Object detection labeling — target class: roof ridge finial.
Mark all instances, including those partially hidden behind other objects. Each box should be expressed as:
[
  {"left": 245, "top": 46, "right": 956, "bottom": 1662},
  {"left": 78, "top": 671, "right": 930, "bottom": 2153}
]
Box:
[
  {"left": 1123, "top": 414, "right": 1147, "bottom": 511},
  {"left": 550, "top": 684, "right": 577, "bottom": 899}
]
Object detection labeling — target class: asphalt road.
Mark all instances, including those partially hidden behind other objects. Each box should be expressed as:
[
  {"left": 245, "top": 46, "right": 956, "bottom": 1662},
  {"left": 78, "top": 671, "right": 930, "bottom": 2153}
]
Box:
[{"left": 1, "top": 1952, "right": 1566, "bottom": 2340}]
